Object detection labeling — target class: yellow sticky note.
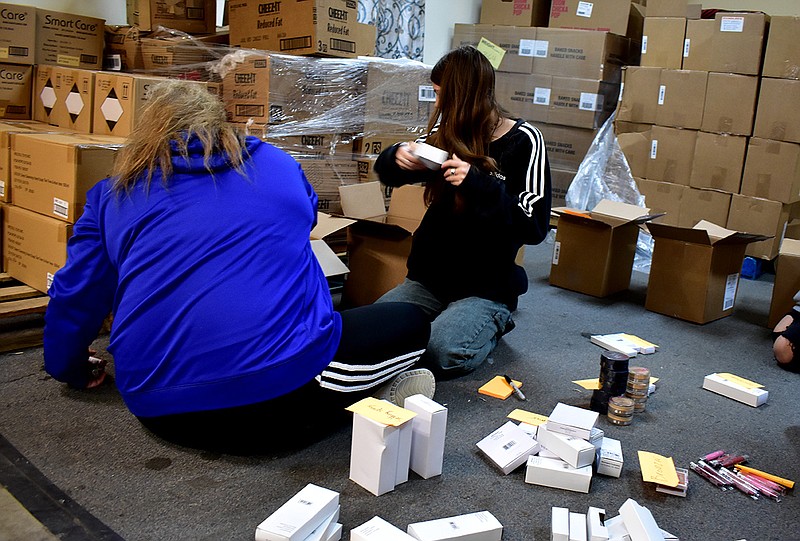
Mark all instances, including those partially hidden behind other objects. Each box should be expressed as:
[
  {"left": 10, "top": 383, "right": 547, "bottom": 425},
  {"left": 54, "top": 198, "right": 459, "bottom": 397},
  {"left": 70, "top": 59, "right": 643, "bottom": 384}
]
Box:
[
  {"left": 507, "top": 409, "right": 548, "bottom": 426},
  {"left": 345, "top": 397, "right": 417, "bottom": 426},
  {"left": 718, "top": 373, "right": 764, "bottom": 389},
  {"left": 476, "top": 37, "right": 506, "bottom": 70},
  {"left": 478, "top": 375, "right": 521, "bottom": 399},
  {"left": 573, "top": 376, "right": 660, "bottom": 390},
  {"left": 638, "top": 450, "right": 680, "bottom": 487}
]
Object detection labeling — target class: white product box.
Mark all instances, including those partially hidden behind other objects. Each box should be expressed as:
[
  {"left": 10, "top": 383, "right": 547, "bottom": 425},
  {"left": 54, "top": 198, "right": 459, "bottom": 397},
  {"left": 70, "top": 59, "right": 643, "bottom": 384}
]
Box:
[
  {"left": 660, "top": 530, "right": 678, "bottom": 541},
  {"left": 589, "top": 428, "right": 605, "bottom": 450},
  {"left": 350, "top": 410, "right": 414, "bottom": 496},
  {"left": 569, "top": 512, "right": 587, "bottom": 541},
  {"left": 702, "top": 373, "right": 768, "bottom": 407},
  {"left": 404, "top": 394, "right": 448, "bottom": 479},
  {"left": 413, "top": 142, "right": 448, "bottom": 169},
  {"left": 619, "top": 499, "right": 665, "bottom": 541},
  {"left": 304, "top": 507, "right": 340, "bottom": 541},
  {"left": 552, "top": 507, "right": 570, "bottom": 541},
  {"left": 538, "top": 425, "right": 596, "bottom": 469},
  {"left": 476, "top": 420, "right": 541, "bottom": 475},
  {"left": 407, "top": 511, "right": 503, "bottom": 541},
  {"left": 325, "top": 523, "right": 342, "bottom": 541},
  {"left": 351, "top": 516, "right": 417, "bottom": 541},
  {"left": 587, "top": 507, "right": 609, "bottom": 541},
  {"left": 525, "top": 455, "right": 593, "bottom": 493},
  {"left": 604, "top": 516, "right": 631, "bottom": 541},
  {"left": 596, "top": 437, "right": 623, "bottom": 478},
  {"left": 517, "top": 421, "right": 539, "bottom": 439},
  {"left": 255, "top": 484, "right": 339, "bottom": 541},
  {"left": 546, "top": 403, "right": 599, "bottom": 440},
  {"left": 539, "top": 446, "right": 561, "bottom": 459}
]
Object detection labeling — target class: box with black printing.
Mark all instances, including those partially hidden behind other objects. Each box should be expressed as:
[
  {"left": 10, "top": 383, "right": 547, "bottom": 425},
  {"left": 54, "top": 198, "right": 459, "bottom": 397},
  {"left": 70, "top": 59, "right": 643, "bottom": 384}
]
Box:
[{"left": 35, "top": 9, "right": 105, "bottom": 70}]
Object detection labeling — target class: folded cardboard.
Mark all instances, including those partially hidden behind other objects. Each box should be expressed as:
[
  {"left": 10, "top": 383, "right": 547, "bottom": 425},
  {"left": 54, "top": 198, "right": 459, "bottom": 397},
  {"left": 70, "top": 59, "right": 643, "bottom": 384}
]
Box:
[
  {"left": 596, "top": 437, "right": 623, "bottom": 478},
  {"left": 682, "top": 18, "right": 714, "bottom": 71},
  {"left": 762, "top": 16, "right": 800, "bottom": 79},
  {"left": 646, "top": 125, "right": 697, "bottom": 185},
  {"left": 349, "top": 408, "right": 413, "bottom": 496},
  {"left": 768, "top": 238, "right": 800, "bottom": 328},
  {"left": 452, "top": 24, "right": 539, "bottom": 75},
  {"left": 35, "top": 8, "right": 105, "bottom": 70},
  {"left": 339, "top": 182, "right": 426, "bottom": 306},
  {"left": 254, "top": 483, "right": 339, "bottom": 541},
  {"left": 617, "top": 66, "right": 661, "bottom": 124},
  {"left": 655, "top": 69, "right": 707, "bottom": 130},
  {"left": 476, "top": 420, "right": 540, "bottom": 475},
  {"left": 569, "top": 512, "right": 587, "bottom": 541},
  {"left": 537, "top": 425, "right": 595, "bottom": 469},
  {"left": 618, "top": 499, "right": 664, "bottom": 541},
  {"left": 127, "top": 0, "right": 216, "bottom": 34},
  {"left": 479, "top": 0, "right": 550, "bottom": 27},
  {"left": 709, "top": 11, "right": 768, "bottom": 76},
  {"left": 403, "top": 394, "right": 447, "bottom": 479},
  {"left": 525, "top": 455, "right": 592, "bottom": 493},
  {"left": 546, "top": 402, "right": 599, "bottom": 440},
  {"left": 701, "top": 73, "right": 758, "bottom": 136},
  {"left": 3, "top": 204, "right": 71, "bottom": 293},
  {"left": 636, "top": 178, "right": 683, "bottom": 226},
  {"left": 0, "top": 3, "right": 36, "bottom": 66},
  {"left": 740, "top": 138, "right": 800, "bottom": 204},
  {"left": 351, "top": 516, "right": 417, "bottom": 541},
  {"left": 406, "top": 511, "right": 503, "bottom": 541},
  {"left": 678, "top": 187, "right": 731, "bottom": 229},
  {"left": 552, "top": 507, "right": 570, "bottom": 541},
  {"left": 703, "top": 373, "right": 769, "bottom": 407},
  {"left": 688, "top": 132, "right": 747, "bottom": 194},
  {"left": 587, "top": 507, "right": 609, "bottom": 541},
  {"left": 753, "top": 77, "right": 800, "bottom": 144},
  {"left": 645, "top": 220, "right": 769, "bottom": 323},
  {"left": 0, "top": 64, "right": 32, "bottom": 121},
  {"left": 550, "top": 200, "right": 657, "bottom": 297},
  {"left": 641, "top": 17, "right": 686, "bottom": 69},
  {"left": 726, "top": 194, "right": 790, "bottom": 260}
]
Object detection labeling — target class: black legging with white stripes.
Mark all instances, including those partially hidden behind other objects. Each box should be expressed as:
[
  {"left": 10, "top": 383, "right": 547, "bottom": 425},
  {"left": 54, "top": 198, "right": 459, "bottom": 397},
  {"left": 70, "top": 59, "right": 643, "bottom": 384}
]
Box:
[{"left": 138, "top": 302, "right": 430, "bottom": 454}]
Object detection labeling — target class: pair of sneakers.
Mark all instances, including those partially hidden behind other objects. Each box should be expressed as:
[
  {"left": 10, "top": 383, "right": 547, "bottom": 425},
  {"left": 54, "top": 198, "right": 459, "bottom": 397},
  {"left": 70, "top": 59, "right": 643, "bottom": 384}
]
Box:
[{"left": 376, "top": 368, "right": 436, "bottom": 407}]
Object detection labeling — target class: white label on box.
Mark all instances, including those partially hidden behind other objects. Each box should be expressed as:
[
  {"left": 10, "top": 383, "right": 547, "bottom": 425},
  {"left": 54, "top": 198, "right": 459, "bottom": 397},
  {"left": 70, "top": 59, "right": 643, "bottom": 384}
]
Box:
[
  {"left": 579, "top": 93, "right": 601, "bottom": 111},
  {"left": 0, "top": 180, "right": 4, "bottom": 198},
  {"left": 650, "top": 140, "right": 658, "bottom": 159},
  {"left": 553, "top": 241, "right": 561, "bottom": 265},
  {"left": 683, "top": 38, "right": 691, "bottom": 58},
  {"left": 577, "top": 1, "right": 594, "bottom": 18},
  {"left": 533, "top": 40, "right": 549, "bottom": 58},
  {"left": 723, "top": 272, "right": 739, "bottom": 310},
  {"left": 418, "top": 85, "right": 436, "bottom": 102},
  {"left": 534, "top": 87, "right": 551, "bottom": 106},
  {"left": 720, "top": 16, "right": 745, "bottom": 32},
  {"left": 46, "top": 272, "right": 54, "bottom": 292},
  {"left": 618, "top": 82, "right": 624, "bottom": 101},
  {"left": 657, "top": 85, "right": 666, "bottom": 105},
  {"left": 519, "top": 39, "right": 536, "bottom": 57},
  {"left": 641, "top": 36, "right": 648, "bottom": 54},
  {"left": 53, "top": 197, "right": 69, "bottom": 219}
]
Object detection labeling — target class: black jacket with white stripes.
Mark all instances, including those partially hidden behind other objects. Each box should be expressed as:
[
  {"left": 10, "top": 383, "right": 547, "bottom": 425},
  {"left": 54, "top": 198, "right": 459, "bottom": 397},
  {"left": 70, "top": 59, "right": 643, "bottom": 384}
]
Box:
[{"left": 374, "top": 118, "right": 552, "bottom": 310}]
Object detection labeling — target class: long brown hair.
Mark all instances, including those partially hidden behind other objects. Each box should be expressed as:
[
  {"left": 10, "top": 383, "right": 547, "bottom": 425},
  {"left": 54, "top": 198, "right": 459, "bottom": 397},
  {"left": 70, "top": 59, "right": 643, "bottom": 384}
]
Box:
[
  {"left": 424, "top": 46, "right": 502, "bottom": 205},
  {"left": 110, "top": 79, "right": 246, "bottom": 193}
]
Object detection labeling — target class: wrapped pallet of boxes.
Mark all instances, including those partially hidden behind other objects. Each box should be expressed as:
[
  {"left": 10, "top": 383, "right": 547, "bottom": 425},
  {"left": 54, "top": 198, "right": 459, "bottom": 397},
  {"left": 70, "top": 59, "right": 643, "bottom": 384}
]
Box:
[{"left": 126, "top": 0, "right": 216, "bottom": 35}]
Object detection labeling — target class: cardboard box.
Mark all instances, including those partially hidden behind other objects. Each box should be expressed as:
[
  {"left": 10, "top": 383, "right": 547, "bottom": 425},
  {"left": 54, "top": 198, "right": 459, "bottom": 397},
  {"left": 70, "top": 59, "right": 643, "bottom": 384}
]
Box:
[
  {"left": 682, "top": 18, "right": 714, "bottom": 71},
  {"left": 688, "top": 132, "right": 747, "bottom": 194},
  {"left": 551, "top": 507, "right": 569, "bottom": 541},
  {"left": 596, "top": 437, "right": 623, "bottom": 478},
  {"left": 406, "top": 511, "right": 503, "bottom": 541},
  {"left": 3, "top": 204, "right": 70, "bottom": 293},
  {"left": 636, "top": 178, "right": 683, "bottom": 226},
  {"left": 364, "top": 59, "right": 433, "bottom": 137},
  {"left": 403, "top": 394, "right": 447, "bottom": 479},
  {"left": 550, "top": 167, "right": 577, "bottom": 209},
  {"left": 646, "top": 125, "right": 697, "bottom": 184},
  {"left": 678, "top": 187, "right": 731, "bottom": 229},
  {"left": 701, "top": 73, "right": 758, "bottom": 136},
  {"left": 549, "top": 0, "right": 640, "bottom": 38},
  {"left": 92, "top": 72, "right": 168, "bottom": 137},
  {"left": 53, "top": 67, "right": 94, "bottom": 133},
  {"left": 753, "top": 78, "right": 800, "bottom": 144},
  {"left": 480, "top": 0, "right": 550, "bottom": 27},
  {"left": 646, "top": 0, "right": 689, "bottom": 17},
  {"left": 768, "top": 238, "right": 800, "bottom": 328},
  {"left": 254, "top": 483, "right": 339, "bottom": 541},
  {"left": 127, "top": 0, "right": 216, "bottom": 34},
  {"left": 35, "top": 9, "right": 104, "bottom": 70},
  {"left": 536, "top": 425, "right": 596, "bottom": 469},
  {"left": 495, "top": 72, "right": 551, "bottom": 124},
  {"left": 452, "top": 24, "right": 538, "bottom": 75},
  {"left": 10, "top": 132, "right": 124, "bottom": 223},
  {"left": 726, "top": 194, "right": 790, "bottom": 260},
  {"left": 138, "top": 36, "right": 220, "bottom": 76},
  {"left": 550, "top": 200, "right": 655, "bottom": 297},
  {"left": 569, "top": 513, "right": 587, "bottom": 541},
  {"left": 339, "top": 182, "right": 426, "bottom": 306},
  {"left": 617, "top": 66, "right": 661, "bottom": 124},
  {"left": 296, "top": 156, "right": 359, "bottom": 216},
  {"left": 349, "top": 409, "right": 413, "bottom": 496},
  {"left": 655, "top": 69, "right": 707, "bottom": 130},
  {"left": 640, "top": 17, "right": 686, "bottom": 69},
  {"left": 546, "top": 402, "right": 599, "bottom": 440},
  {"left": 229, "top": 0, "right": 376, "bottom": 59},
  {"left": 524, "top": 455, "right": 592, "bottom": 493},
  {"left": 618, "top": 130, "right": 650, "bottom": 179},
  {"left": 0, "top": 63, "right": 32, "bottom": 120},
  {"left": 222, "top": 52, "right": 270, "bottom": 126},
  {"left": 103, "top": 25, "right": 145, "bottom": 72},
  {"left": 549, "top": 77, "right": 620, "bottom": 130},
  {"left": 762, "top": 16, "right": 800, "bottom": 79},
  {"left": 32, "top": 65, "right": 58, "bottom": 126},
  {"left": 618, "top": 499, "right": 664, "bottom": 541},
  {"left": 0, "top": 3, "right": 36, "bottom": 66},
  {"left": 538, "top": 123, "right": 597, "bottom": 170},
  {"left": 533, "top": 29, "right": 629, "bottom": 83},
  {"left": 476, "top": 420, "right": 540, "bottom": 475},
  {"left": 709, "top": 11, "right": 769, "bottom": 76},
  {"left": 645, "top": 220, "right": 768, "bottom": 323},
  {"left": 351, "top": 516, "right": 417, "bottom": 541},
  {"left": 703, "top": 373, "right": 769, "bottom": 407}
]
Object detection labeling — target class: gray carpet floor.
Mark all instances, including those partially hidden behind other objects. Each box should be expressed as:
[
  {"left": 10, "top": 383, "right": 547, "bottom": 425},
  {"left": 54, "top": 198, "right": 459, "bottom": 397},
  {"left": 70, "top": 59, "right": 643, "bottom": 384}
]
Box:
[{"left": 0, "top": 238, "right": 798, "bottom": 541}]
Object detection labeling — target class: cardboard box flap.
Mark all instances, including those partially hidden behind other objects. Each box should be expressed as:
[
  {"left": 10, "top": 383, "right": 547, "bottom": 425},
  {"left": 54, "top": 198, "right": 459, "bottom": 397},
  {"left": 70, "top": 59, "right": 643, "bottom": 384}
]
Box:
[
  {"left": 311, "top": 212, "right": 355, "bottom": 240},
  {"left": 647, "top": 220, "right": 772, "bottom": 245},
  {"left": 339, "top": 182, "right": 387, "bottom": 220},
  {"left": 780, "top": 237, "right": 800, "bottom": 257},
  {"left": 385, "top": 184, "right": 426, "bottom": 234},
  {"left": 311, "top": 239, "right": 349, "bottom": 277},
  {"left": 591, "top": 199, "right": 654, "bottom": 225},
  {"left": 339, "top": 182, "right": 426, "bottom": 235},
  {"left": 695, "top": 219, "right": 772, "bottom": 245}
]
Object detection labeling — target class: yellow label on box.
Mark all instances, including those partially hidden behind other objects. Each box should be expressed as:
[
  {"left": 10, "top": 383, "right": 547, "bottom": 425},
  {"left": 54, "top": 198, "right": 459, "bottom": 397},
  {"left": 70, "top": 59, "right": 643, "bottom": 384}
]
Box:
[
  {"left": 718, "top": 373, "right": 763, "bottom": 389},
  {"left": 507, "top": 409, "right": 548, "bottom": 426},
  {"left": 477, "top": 37, "right": 506, "bottom": 70},
  {"left": 0, "top": 47, "right": 8, "bottom": 59},
  {"left": 345, "top": 396, "right": 417, "bottom": 426},
  {"left": 638, "top": 450, "right": 680, "bottom": 487},
  {"left": 57, "top": 54, "right": 80, "bottom": 67}
]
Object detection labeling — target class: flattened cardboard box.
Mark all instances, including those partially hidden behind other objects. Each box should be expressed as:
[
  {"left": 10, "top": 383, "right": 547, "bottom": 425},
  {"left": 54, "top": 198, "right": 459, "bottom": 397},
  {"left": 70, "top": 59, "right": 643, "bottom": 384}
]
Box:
[
  {"left": 0, "top": 3, "right": 36, "bottom": 66},
  {"left": 762, "top": 16, "right": 800, "bottom": 80},
  {"left": 768, "top": 238, "right": 800, "bottom": 328},
  {"left": 646, "top": 220, "right": 769, "bottom": 323},
  {"left": 35, "top": 9, "right": 105, "bottom": 70}
]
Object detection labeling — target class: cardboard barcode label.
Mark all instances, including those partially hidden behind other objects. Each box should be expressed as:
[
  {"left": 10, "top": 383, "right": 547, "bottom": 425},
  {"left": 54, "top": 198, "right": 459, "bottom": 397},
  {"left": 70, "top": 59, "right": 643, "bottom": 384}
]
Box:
[
  {"left": 534, "top": 40, "right": 548, "bottom": 58},
  {"left": 641, "top": 36, "right": 648, "bottom": 54},
  {"left": 723, "top": 273, "right": 739, "bottom": 310},
  {"left": 519, "top": 39, "right": 535, "bottom": 57},
  {"left": 106, "top": 54, "right": 122, "bottom": 71},
  {"left": 658, "top": 85, "right": 666, "bottom": 105},
  {"left": 650, "top": 140, "right": 658, "bottom": 159},
  {"left": 419, "top": 85, "right": 436, "bottom": 102},
  {"left": 534, "top": 88, "right": 551, "bottom": 106},
  {"left": 720, "top": 16, "right": 745, "bottom": 32},
  {"left": 552, "top": 241, "right": 561, "bottom": 265},
  {"left": 683, "top": 39, "right": 691, "bottom": 58},
  {"left": 46, "top": 273, "right": 55, "bottom": 292},
  {"left": 576, "top": 1, "right": 594, "bottom": 18},
  {"left": 579, "top": 93, "right": 599, "bottom": 111},
  {"left": 0, "top": 180, "right": 5, "bottom": 198},
  {"left": 502, "top": 440, "right": 516, "bottom": 450},
  {"left": 53, "top": 197, "right": 69, "bottom": 219}
]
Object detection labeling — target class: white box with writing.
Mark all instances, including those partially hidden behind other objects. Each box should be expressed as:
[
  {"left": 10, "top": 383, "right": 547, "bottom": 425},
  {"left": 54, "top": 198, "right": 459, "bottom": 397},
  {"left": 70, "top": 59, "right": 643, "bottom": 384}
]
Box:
[
  {"left": 476, "top": 421, "right": 540, "bottom": 475},
  {"left": 351, "top": 516, "right": 417, "bottom": 541},
  {"left": 702, "top": 373, "right": 768, "bottom": 407},
  {"left": 552, "top": 506, "right": 570, "bottom": 541},
  {"left": 619, "top": 499, "right": 664, "bottom": 541},
  {"left": 525, "top": 455, "right": 593, "bottom": 493},
  {"left": 349, "top": 410, "right": 413, "bottom": 496},
  {"left": 255, "top": 484, "right": 339, "bottom": 541},
  {"left": 538, "top": 425, "right": 596, "bottom": 468},
  {"left": 596, "top": 437, "right": 623, "bottom": 478},
  {"left": 407, "top": 511, "right": 503, "bottom": 541},
  {"left": 546, "top": 403, "right": 599, "bottom": 440},
  {"left": 587, "top": 507, "right": 609, "bottom": 541}
]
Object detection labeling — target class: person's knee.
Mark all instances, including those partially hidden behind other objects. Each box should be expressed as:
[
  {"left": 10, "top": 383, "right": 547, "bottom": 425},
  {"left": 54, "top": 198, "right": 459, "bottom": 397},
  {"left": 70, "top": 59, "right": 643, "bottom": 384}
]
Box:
[
  {"left": 774, "top": 336, "right": 796, "bottom": 368},
  {"left": 424, "top": 333, "right": 496, "bottom": 377}
]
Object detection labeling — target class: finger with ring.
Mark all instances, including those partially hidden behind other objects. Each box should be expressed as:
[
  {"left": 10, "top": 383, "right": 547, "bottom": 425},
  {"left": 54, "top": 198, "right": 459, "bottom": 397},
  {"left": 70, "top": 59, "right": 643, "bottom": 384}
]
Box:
[{"left": 450, "top": 168, "right": 456, "bottom": 177}]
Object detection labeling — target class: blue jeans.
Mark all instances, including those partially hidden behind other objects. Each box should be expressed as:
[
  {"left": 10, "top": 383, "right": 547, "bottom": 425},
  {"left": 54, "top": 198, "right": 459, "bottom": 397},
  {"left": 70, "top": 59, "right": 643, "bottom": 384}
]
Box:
[{"left": 376, "top": 279, "right": 513, "bottom": 377}]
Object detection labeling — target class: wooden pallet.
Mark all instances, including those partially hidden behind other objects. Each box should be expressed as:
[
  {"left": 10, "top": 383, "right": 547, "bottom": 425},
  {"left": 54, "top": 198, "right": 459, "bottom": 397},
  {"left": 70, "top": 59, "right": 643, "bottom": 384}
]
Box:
[{"left": 0, "top": 273, "right": 49, "bottom": 353}]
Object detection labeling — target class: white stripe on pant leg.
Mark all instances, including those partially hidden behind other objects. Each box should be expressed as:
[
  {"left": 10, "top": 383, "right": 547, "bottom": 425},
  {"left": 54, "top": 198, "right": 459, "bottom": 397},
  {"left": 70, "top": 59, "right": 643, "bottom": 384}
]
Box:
[
  {"left": 320, "top": 356, "right": 419, "bottom": 384},
  {"left": 324, "top": 348, "right": 426, "bottom": 372},
  {"left": 316, "top": 357, "right": 421, "bottom": 392}
]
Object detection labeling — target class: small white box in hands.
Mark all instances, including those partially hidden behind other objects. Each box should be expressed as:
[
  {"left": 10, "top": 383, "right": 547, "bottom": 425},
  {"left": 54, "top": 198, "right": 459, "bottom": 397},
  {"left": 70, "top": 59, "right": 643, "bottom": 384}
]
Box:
[
  {"left": 413, "top": 142, "right": 449, "bottom": 169},
  {"left": 546, "top": 403, "right": 600, "bottom": 440},
  {"left": 404, "top": 394, "right": 448, "bottom": 479},
  {"left": 476, "top": 420, "right": 541, "bottom": 475},
  {"left": 537, "top": 425, "right": 596, "bottom": 469},
  {"left": 351, "top": 516, "right": 418, "bottom": 541},
  {"left": 525, "top": 455, "right": 593, "bottom": 493},
  {"left": 254, "top": 483, "right": 339, "bottom": 541},
  {"left": 407, "top": 510, "right": 503, "bottom": 541}
]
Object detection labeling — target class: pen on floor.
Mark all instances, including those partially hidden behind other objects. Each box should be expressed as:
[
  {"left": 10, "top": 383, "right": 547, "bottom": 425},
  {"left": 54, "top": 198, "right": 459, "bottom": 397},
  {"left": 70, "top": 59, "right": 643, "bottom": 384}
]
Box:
[{"left": 504, "top": 375, "right": 526, "bottom": 401}]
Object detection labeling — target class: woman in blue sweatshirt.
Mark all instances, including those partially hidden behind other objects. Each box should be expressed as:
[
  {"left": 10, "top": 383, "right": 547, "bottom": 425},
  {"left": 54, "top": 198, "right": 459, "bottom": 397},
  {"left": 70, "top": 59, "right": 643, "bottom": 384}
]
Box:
[{"left": 43, "top": 80, "right": 433, "bottom": 453}]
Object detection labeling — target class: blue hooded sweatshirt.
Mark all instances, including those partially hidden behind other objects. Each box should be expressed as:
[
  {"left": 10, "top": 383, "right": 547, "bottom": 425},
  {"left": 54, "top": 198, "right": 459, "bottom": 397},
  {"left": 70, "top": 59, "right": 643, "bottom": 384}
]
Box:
[{"left": 43, "top": 136, "right": 341, "bottom": 417}]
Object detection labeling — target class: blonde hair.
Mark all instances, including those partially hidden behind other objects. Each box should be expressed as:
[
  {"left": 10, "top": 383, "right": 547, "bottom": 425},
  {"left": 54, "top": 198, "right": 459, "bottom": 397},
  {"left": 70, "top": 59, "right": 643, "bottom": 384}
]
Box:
[{"left": 110, "top": 79, "right": 246, "bottom": 193}]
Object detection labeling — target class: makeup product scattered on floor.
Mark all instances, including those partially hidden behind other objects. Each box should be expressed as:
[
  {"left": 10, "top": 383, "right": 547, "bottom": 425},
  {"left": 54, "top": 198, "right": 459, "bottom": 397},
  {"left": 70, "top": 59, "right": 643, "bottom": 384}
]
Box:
[
  {"left": 607, "top": 396, "right": 634, "bottom": 426},
  {"left": 590, "top": 351, "right": 629, "bottom": 414},
  {"left": 625, "top": 366, "right": 650, "bottom": 412}
]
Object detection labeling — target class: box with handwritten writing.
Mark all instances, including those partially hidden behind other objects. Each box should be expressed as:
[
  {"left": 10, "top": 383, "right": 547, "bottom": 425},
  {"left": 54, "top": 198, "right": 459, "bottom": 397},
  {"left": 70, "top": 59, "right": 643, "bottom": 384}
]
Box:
[{"left": 702, "top": 372, "right": 768, "bottom": 407}]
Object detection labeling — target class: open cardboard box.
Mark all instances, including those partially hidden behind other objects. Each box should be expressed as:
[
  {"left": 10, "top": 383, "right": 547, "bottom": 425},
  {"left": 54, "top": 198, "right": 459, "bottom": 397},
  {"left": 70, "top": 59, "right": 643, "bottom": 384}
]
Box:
[
  {"left": 549, "top": 200, "right": 662, "bottom": 297},
  {"left": 310, "top": 212, "right": 354, "bottom": 278},
  {"left": 646, "top": 220, "right": 771, "bottom": 324},
  {"left": 768, "top": 238, "right": 800, "bottom": 328},
  {"left": 338, "top": 181, "right": 427, "bottom": 306}
]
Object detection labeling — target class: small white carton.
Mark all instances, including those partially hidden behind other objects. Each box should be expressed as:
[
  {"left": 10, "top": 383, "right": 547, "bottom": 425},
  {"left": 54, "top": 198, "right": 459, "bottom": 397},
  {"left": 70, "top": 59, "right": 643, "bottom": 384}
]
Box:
[
  {"left": 404, "top": 394, "right": 448, "bottom": 479},
  {"left": 351, "top": 516, "right": 417, "bottom": 541},
  {"left": 324, "top": 523, "right": 342, "bottom": 541},
  {"left": 596, "top": 437, "right": 623, "bottom": 478},
  {"left": 255, "top": 484, "right": 339, "bottom": 541},
  {"left": 539, "top": 446, "right": 561, "bottom": 459},
  {"left": 587, "top": 507, "right": 609, "bottom": 541},
  {"left": 619, "top": 499, "right": 665, "bottom": 541},
  {"left": 589, "top": 428, "right": 605, "bottom": 450},
  {"left": 413, "top": 142, "right": 448, "bottom": 170},
  {"left": 569, "top": 512, "right": 587, "bottom": 541},
  {"left": 304, "top": 507, "right": 340, "bottom": 541},
  {"left": 538, "top": 425, "right": 596, "bottom": 469},
  {"left": 407, "top": 511, "right": 503, "bottom": 541},
  {"left": 552, "top": 507, "right": 570, "bottom": 541},
  {"left": 702, "top": 373, "right": 768, "bottom": 407},
  {"left": 546, "top": 403, "right": 600, "bottom": 440},
  {"left": 476, "top": 420, "right": 540, "bottom": 475},
  {"left": 349, "top": 410, "right": 414, "bottom": 496},
  {"left": 525, "top": 455, "right": 593, "bottom": 493},
  {"left": 604, "top": 515, "right": 631, "bottom": 541},
  {"left": 517, "top": 421, "right": 539, "bottom": 439}
]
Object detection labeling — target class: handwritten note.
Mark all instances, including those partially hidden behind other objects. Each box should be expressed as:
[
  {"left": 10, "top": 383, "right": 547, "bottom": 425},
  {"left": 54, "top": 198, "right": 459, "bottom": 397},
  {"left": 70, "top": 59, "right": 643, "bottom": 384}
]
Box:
[
  {"left": 507, "top": 409, "right": 549, "bottom": 426},
  {"left": 638, "top": 450, "right": 680, "bottom": 487},
  {"left": 346, "top": 397, "right": 417, "bottom": 426},
  {"left": 476, "top": 37, "right": 506, "bottom": 70}
]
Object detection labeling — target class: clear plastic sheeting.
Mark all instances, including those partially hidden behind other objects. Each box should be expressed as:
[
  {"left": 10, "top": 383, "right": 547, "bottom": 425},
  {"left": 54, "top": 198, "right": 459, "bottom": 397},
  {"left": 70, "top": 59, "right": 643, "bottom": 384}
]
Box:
[{"left": 564, "top": 113, "right": 653, "bottom": 272}]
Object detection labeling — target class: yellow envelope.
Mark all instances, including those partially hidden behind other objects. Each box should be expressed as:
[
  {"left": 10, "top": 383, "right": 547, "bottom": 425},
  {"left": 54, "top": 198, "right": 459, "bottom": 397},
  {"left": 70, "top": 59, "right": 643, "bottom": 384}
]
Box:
[
  {"left": 345, "top": 397, "right": 417, "bottom": 427},
  {"left": 638, "top": 450, "right": 680, "bottom": 487}
]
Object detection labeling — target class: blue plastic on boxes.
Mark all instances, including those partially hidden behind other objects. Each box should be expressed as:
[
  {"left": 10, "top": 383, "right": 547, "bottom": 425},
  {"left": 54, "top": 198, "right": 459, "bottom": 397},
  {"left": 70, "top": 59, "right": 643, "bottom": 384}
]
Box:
[{"left": 741, "top": 257, "right": 763, "bottom": 280}]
